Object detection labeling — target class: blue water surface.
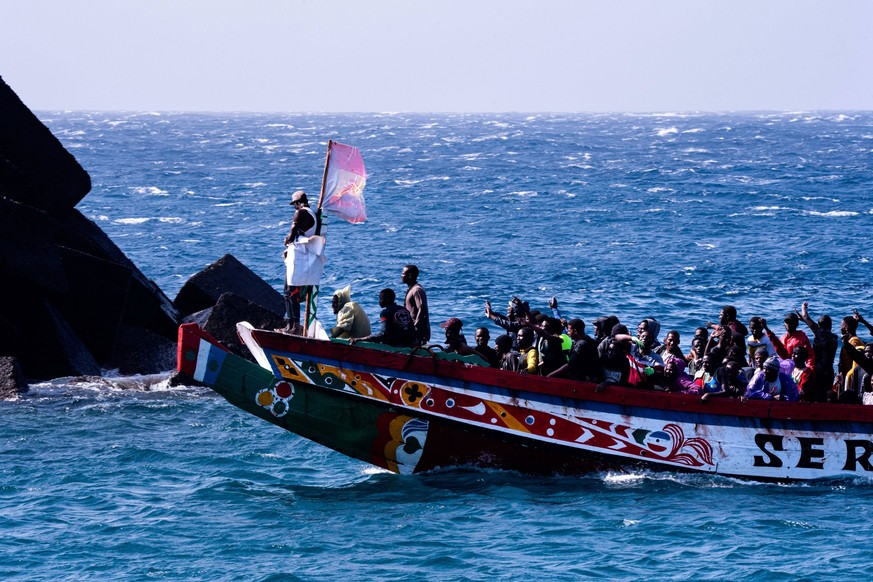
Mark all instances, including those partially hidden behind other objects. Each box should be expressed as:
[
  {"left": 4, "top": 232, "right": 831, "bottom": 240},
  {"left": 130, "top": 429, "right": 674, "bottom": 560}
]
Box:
[{"left": 3, "top": 111, "right": 873, "bottom": 580}]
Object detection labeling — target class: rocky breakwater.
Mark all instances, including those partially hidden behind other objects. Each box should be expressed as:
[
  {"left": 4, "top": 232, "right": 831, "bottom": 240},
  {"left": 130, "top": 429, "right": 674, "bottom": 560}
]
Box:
[{"left": 0, "top": 77, "right": 285, "bottom": 390}]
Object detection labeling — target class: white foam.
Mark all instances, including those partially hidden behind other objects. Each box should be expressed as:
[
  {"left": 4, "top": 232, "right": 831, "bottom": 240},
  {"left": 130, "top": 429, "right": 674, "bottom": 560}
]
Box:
[
  {"left": 803, "top": 210, "right": 859, "bottom": 217},
  {"left": 656, "top": 127, "right": 679, "bottom": 136},
  {"left": 115, "top": 218, "right": 151, "bottom": 225},
  {"left": 131, "top": 186, "right": 169, "bottom": 196}
]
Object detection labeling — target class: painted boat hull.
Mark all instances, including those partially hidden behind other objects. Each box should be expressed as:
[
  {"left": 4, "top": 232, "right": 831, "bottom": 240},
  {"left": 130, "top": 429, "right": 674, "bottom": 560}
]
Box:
[{"left": 177, "top": 322, "right": 873, "bottom": 481}]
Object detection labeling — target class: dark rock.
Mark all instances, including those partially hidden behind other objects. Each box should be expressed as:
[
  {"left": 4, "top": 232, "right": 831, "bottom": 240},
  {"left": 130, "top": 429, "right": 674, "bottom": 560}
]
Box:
[
  {"left": 202, "top": 292, "right": 285, "bottom": 360},
  {"left": 175, "top": 254, "right": 284, "bottom": 317},
  {"left": 0, "top": 76, "right": 91, "bottom": 213},
  {"left": 0, "top": 78, "right": 182, "bottom": 380},
  {"left": 0, "top": 357, "right": 28, "bottom": 399},
  {"left": 109, "top": 325, "right": 178, "bottom": 375},
  {"left": 42, "top": 300, "right": 102, "bottom": 378}
]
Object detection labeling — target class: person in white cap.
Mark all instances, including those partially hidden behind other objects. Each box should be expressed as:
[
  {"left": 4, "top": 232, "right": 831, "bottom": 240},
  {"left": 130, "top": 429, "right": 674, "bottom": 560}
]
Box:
[{"left": 280, "top": 190, "right": 317, "bottom": 334}]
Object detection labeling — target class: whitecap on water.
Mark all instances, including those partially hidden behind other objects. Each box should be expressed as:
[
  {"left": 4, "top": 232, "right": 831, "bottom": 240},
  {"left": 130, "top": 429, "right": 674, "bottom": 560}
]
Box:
[
  {"left": 802, "top": 210, "right": 859, "bottom": 217},
  {"left": 603, "top": 472, "right": 646, "bottom": 485},
  {"left": 656, "top": 127, "right": 679, "bottom": 137},
  {"left": 131, "top": 186, "right": 169, "bottom": 196},
  {"left": 114, "top": 217, "right": 151, "bottom": 225}
]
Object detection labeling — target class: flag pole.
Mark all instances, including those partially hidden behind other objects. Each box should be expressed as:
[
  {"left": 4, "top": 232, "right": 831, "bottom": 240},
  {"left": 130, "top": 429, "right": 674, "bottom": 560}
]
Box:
[
  {"left": 315, "top": 139, "right": 333, "bottom": 235},
  {"left": 304, "top": 139, "right": 333, "bottom": 335}
]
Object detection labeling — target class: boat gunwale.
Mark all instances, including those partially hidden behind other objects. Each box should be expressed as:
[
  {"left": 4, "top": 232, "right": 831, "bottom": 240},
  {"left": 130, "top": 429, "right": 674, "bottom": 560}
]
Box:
[{"left": 250, "top": 327, "right": 873, "bottom": 426}]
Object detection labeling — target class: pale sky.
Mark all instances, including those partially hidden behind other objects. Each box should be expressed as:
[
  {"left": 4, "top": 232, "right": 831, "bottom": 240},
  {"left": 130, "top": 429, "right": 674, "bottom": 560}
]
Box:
[{"left": 2, "top": 0, "right": 872, "bottom": 112}]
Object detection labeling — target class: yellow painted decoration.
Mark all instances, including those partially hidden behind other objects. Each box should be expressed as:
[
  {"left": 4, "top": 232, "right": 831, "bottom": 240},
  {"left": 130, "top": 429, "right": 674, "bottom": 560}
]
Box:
[
  {"left": 272, "top": 356, "right": 305, "bottom": 380},
  {"left": 486, "top": 401, "right": 531, "bottom": 433}
]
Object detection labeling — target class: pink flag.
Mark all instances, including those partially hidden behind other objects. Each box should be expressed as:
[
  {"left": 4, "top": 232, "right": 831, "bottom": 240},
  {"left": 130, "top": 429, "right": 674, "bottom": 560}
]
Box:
[{"left": 321, "top": 141, "right": 367, "bottom": 224}]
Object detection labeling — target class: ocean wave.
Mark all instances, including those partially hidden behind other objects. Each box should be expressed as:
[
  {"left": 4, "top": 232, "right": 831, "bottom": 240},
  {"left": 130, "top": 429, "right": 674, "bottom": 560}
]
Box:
[
  {"left": 656, "top": 127, "right": 679, "bottom": 137},
  {"left": 802, "top": 210, "right": 859, "bottom": 217},
  {"left": 131, "top": 186, "right": 169, "bottom": 196},
  {"left": 114, "top": 217, "right": 151, "bottom": 225}
]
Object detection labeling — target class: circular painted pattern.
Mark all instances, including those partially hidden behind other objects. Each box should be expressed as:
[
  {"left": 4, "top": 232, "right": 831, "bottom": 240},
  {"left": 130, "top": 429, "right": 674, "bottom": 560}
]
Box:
[{"left": 256, "top": 381, "right": 295, "bottom": 417}]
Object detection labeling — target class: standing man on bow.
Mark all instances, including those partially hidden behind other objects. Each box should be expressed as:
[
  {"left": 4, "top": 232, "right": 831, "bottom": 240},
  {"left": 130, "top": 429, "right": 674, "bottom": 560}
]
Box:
[
  {"left": 402, "top": 264, "right": 430, "bottom": 345},
  {"left": 281, "top": 190, "right": 317, "bottom": 334}
]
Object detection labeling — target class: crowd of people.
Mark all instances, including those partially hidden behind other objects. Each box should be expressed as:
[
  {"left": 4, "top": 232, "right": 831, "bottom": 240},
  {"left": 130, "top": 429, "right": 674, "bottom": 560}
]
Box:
[
  {"left": 322, "top": 267, "right": 873, "bottom": 405},
  {"left": 280, "top": 195, "right": 873, "bottom": 405}
]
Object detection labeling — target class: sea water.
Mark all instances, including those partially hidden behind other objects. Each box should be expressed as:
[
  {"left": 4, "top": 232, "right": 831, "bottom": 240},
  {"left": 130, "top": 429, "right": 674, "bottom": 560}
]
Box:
[{"left": 2, "top": 112, "right": 873, "bottom": 580}]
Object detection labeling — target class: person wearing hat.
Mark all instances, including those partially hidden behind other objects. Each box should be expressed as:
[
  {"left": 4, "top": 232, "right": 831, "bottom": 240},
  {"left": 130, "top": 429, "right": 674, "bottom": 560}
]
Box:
[
  {"left": 743, "top": 355, "right": 799, "bottom": 401},
  {"left": 440, "top": 318, "right": 467, "bottom": 353},
  {"left": 330, "top": 285, "right": 371, "bottom": 340},
  {"left": 280, "top": 190, "right": 318, "bottom": 334}
]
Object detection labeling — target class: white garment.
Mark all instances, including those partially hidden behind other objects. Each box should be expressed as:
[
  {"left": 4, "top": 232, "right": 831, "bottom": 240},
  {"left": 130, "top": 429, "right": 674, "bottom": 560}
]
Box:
[{"left": 285, "top": 235, "right": 326, "bottom": 286}]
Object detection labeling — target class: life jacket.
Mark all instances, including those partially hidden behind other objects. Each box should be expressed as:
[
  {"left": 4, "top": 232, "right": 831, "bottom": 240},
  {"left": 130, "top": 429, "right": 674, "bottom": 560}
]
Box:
[{"left": 560, "top": 333, "right": 572, "bottom": 361}]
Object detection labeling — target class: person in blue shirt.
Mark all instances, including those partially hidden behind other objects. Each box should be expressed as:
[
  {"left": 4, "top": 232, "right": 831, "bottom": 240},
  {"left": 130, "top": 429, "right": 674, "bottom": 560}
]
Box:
[{"left": 743, "top": 356, "right": 799, "bottom": 402}]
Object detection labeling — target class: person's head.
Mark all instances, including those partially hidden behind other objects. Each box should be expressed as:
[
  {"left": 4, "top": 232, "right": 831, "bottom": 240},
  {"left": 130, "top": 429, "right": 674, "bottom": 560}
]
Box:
[
  {"left": 819, "top": 314, "right": 832, "bottom": 331},
  {"left": 639, "top": 329, "right": 654, "bottom": 351},
  {"left": 637, "top": 320, "right": 649, "bottom": 337},
  {"left": 865, "top": 343, "right": 873, "bottom": 360},
  {"left": 290, "top": 190, "right": 309, "bottom": 207},
  {"left": 639, "top": 318, "right": 660, "bottom": 340},
  {"left": 606, "top": 338, "right": 626, "bottom": 358},
  {"left": 440, "top": 318, "right": 463, "bottom": 340},
  {"left": 517, "top": 327, "right": 534, "bottom": 350},
  {"left": 763, "top": 356, "right": 781, "bottom": 381},
  {"left": 592, "top": 316, "right": 607, "bottom": 338},
  {"left": 545, "top": 316, "right": 563, "bottom": 335},
  {"left": 791, "top": 345, "right": 809, "bottom": 369},
  {"left": 401, "top": 264, "right": 419, "bottom": 286},
  {"left": 664, "top": 356, "right": 685, "bottom": 379},
  {"left": 754, "top": 347, "right": 769, "bottom": 369},
  {"left": 507, "top": 296, "right": 529, "bottom": 321},
  {"left": 784, "top": 312, "right": 800, "bottom": 333},
  {"left": 704, "top": 348, "right": 724, "bottom": 373},
  {"left": 567, "top": 318, "right": 585, "bottom": 340},
  {"left": 378, "top": 288, "right": 395, "bottom": 308},
  {"left": 842, "top": 315, "right": 859, "bottom": 336},
  {"left": 723, "top": 359, "right": 743, "bottom": 381},
  {"left": 603, "top": 316, "right": 620, "bottom": 336},
  {"left": 611, "top": 323, "right": 629, "bottom": 337},
  {"left": 494, "top": 334, "right": 513, "bottom": 354},
  {"left": 474, "top": 327, "right": 490, "bottom": 348},
  {"left": 749, "top": 316, "right": 764, "bottom": 337},
  {"left": 720, "top": 305, "right": 737, "bottom": 325},
  {"left": 664, "top": 330, "right": 680, "bottom": 351},
  {"left": 694, "top": 326, "right": 708, "bottom": 340},
  {"left": 332, "top": 285, "right": 351, "bottom": 314},
  {"left": 691, "top": 336, "right": 705, "bottom": 356}
]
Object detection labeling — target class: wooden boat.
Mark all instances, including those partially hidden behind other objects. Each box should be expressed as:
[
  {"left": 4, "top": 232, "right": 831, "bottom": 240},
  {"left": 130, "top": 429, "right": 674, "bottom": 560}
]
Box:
[{"left": 176, "top": 321, "right": 873, "bottom": 482}]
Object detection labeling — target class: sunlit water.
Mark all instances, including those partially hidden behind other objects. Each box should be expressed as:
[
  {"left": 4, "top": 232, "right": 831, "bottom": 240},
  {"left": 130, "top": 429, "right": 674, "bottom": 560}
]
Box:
[{"left": 3, "top": 111, "right": 873, "bottom": 579}]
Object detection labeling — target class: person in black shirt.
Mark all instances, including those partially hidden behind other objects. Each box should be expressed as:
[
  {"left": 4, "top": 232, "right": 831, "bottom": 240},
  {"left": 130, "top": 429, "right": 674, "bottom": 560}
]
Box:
[
  {"left": 474, "top": 327, "right": 499, "bottom": 368},
  {"left": 549, "top": 319, "right": 604, "bottom": 382},
  {"left": 350, "top": 288, "right": 415, "bottom": 348}
]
